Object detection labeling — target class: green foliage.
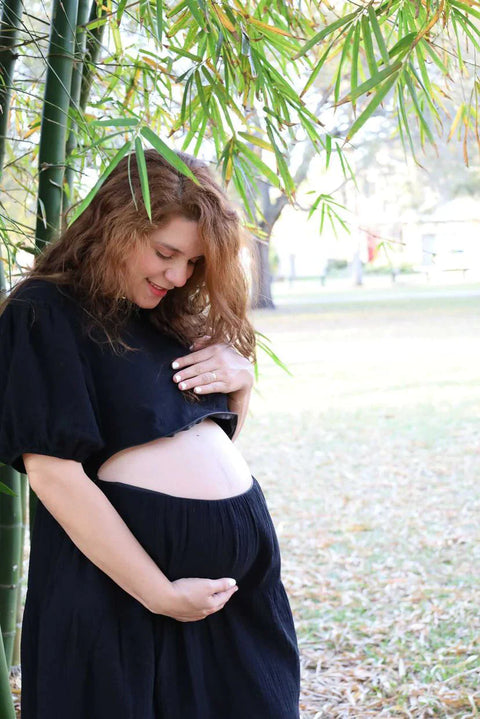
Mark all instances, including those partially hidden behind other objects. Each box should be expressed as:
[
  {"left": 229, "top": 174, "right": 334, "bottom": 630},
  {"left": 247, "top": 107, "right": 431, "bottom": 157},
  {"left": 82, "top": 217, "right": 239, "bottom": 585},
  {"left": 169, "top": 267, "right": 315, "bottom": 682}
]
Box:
[{"left": 0, "top": 0, "right": 478, "bottom": 263}]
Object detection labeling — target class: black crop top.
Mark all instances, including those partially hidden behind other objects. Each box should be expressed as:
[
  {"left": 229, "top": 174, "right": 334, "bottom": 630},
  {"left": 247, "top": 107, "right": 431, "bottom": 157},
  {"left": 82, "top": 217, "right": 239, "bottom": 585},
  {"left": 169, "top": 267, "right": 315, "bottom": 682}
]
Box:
[{"left": 0, "top": 279, "right": 237, "bottom": 480}]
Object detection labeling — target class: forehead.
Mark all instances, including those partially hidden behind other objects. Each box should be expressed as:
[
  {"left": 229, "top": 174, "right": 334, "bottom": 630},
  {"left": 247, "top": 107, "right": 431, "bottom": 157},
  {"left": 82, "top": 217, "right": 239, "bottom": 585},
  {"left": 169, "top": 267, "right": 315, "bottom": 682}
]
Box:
[{"left": 149, "top": 216, "right": 203, "bottom": 257}]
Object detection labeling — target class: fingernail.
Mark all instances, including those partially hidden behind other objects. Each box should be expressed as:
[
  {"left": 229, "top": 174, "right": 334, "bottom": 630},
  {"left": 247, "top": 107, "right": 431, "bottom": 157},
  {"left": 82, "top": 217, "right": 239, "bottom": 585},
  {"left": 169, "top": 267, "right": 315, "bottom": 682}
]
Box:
[
  {"left": 189, "top": 344, "right": 194, "bottom": 350},
  {"left": 227, "top": 578, "right": 236, "bottom": 587},
  {"left": 172, "top": 361, "right": 180, "bottom": 369},
  {"left": 179, "top": 382, "right": 187, "bottom": 390},
  {"left": 194, "top": 386, "right": 202, "bottom": 393}
]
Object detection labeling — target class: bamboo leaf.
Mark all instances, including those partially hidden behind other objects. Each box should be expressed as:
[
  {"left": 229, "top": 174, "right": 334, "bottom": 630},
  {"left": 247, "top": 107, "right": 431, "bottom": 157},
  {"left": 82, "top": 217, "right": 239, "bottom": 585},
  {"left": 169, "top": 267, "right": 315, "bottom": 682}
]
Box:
[
  {"left": 346, "top": 73, "right": 399, "bottom": 141},
  {"left": 155, "top": 0, "right": 163, "bottom": 43},
  {"left": 134, "top": 138, "right": 151, "bottom": 220},
  {"left": 116, "top": 0, "right": 128, "bottom": 22},
  {"left": 404, "top": 71, "right": 435, "bottom": 143},
  {"left": 362, "top": 16, "right": 378, "bottom": 77},
  {"left": 450, "top": 0, "right": 480, "bottom": 22},
  {"left": 255, "top": 330, "right": 293, "bottom": 376},
  {"left": 295, "top": 9, "right": 360, "bottom": 58},
  {"left": 325, "top": 133, "right": 332, "bottom": 169},
  {"left": 238, "top": 132, "right": 273, "bottom": 151},
  {"left": 193, "top": 115, "right": 208, "bottom": 156},
  {"left": 421, "top": 39, "right": 449, "bottom": 74},
  {"left": 236, "top": 140, "right": 281, "bottom": 187},
  {"left": 447, "top": 103, "right": 464, "bottom": 141},
  {"left": 185, "top": 0, "right": 206, "bottom": 28},
  {"left": 397, "top": 84, "right": 416, "bottom": 158},
  {"left": 167, "top": 0, "right": 189, "bottom": 18},
  {"left": 368, "top": 5, "right": 390, "bottom": 65},
  {"left": 69, "top": 141, "right": 133, "bottom": 225},
  {"left": 91, "top": 117, "right": 139, "bottom": 127},
  {"left": 0, "top": 480, "right": 16, "bottom": 497},
  {"left": 168, "top": 46, "right": 203, "bottom": 62},
  {"left": 351, "top": 22, "right": 361, "bottom": 102},
  {"left": 389, "top": 32, "right": 417, "bottom": 58},
  {"left": 301, "top": 41, "right": 334, "bottom": 98},
  {"left": 211, "top": 3, "right": 236, "bottom": 32},
  {"left": 334, "top": 25, "right": 355, "bottom": 104},
  {"left": 140, "top": 127, "right": 199, "bottom": 184},
  {"left": 247, "top": 16, "right": 294, "bottom": 38},
  {"left": 339, "top": 61, "right": 402, "bottom": 104}
]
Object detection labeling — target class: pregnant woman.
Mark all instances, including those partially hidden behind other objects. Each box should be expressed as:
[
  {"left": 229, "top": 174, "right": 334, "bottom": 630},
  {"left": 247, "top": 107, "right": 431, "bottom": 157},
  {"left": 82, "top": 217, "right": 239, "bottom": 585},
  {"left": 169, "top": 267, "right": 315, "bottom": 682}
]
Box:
[{"left": 0, "top": 150, "right": 300, "bottom": 718}]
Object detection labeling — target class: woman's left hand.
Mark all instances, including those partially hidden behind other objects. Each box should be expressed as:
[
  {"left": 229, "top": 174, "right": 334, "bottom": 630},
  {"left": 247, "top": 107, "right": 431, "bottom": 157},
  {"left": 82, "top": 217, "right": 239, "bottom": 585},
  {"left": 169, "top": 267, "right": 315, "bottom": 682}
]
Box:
[{"left": 171, "top": 336, "right": 254, "bottom": 396}]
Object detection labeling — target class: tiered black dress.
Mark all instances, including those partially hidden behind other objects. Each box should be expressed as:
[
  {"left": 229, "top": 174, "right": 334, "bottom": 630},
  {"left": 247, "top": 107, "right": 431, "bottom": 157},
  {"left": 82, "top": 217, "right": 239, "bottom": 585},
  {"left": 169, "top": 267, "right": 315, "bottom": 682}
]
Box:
[{"left": 0, "top": 280, "right": 300, "bottom": 719}]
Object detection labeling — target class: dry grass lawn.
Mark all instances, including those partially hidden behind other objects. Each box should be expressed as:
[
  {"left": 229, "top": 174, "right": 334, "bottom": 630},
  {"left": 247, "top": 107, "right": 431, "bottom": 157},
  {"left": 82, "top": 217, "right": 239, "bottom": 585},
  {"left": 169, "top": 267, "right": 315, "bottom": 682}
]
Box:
[{"left": 238, "top": 285, "right": 480, "bottom": 718}]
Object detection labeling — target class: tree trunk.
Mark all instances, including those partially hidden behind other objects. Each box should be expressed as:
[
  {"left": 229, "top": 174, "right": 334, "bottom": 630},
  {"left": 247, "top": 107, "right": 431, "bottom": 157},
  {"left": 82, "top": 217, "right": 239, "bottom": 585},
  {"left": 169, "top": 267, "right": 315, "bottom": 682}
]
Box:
[
  {"left": 0, "top": 0, "right": 24, "bottom": 178},
  {"left": 35, "top": 0, "right": 79, "bottom": 251},
  {"left": 352, "top": 247, "right": 363, "bottom": 286},
  {"left": 253, "top": 238, "right": 275, "bottom": 309}
]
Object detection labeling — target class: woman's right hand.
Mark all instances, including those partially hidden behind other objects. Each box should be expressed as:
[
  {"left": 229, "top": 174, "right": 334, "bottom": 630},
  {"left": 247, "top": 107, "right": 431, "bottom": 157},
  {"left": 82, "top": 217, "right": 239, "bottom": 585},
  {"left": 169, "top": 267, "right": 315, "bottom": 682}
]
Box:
[{"left": 155, "top": 577, "right": 238, "bottom": 622}]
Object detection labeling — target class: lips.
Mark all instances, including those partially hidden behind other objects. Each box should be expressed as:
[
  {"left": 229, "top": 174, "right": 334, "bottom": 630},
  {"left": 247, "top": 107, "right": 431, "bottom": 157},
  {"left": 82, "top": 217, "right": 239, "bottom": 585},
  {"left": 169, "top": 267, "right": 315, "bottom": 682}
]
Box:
[{"left": 147, "top": 279, "right": 167, "bottom": 297}]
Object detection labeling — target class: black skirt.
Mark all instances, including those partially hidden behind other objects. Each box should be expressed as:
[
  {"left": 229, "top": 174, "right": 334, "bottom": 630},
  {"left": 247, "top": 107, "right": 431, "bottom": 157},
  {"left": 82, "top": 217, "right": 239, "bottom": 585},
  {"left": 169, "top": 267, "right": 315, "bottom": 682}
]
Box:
[{"left": 21, "top": 476, "right": 300, "bottom": 718}]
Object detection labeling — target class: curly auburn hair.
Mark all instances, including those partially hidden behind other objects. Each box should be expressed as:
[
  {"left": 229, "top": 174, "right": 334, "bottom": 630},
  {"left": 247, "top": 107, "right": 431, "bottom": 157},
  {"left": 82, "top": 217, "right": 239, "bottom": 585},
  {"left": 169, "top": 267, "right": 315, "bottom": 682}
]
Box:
[{"left": 8, "top": 150, "right": 256, "bottom": 364}]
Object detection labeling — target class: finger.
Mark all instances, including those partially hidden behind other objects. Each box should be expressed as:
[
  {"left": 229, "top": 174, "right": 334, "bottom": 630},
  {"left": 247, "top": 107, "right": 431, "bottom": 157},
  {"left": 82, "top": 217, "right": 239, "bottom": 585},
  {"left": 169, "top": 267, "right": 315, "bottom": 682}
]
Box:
[
  {"left": 171, "top": 346, "right": 215, "bottom": 371},
  {"left": 172, "top": 360, "right": 217, "bottom": 384},
  {"left": 174, "top": 375, "right": 223, "bottom": 394},
  {"left": 192, "top": 382, "right": 223, "bottom": 395},
  {"left": 210, "top": 577, "right": 237, "bottom": 594}
]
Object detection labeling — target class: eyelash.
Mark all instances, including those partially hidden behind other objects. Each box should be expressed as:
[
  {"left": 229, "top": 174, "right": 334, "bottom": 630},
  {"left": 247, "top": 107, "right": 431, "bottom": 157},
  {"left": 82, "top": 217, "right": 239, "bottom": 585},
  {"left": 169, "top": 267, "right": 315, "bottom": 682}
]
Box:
[
  {"left": 156, "top": 251, "right": 173, "bottom": 260},
  {"left": 156, "top": 251, "right": 198, "bottom": 266}
]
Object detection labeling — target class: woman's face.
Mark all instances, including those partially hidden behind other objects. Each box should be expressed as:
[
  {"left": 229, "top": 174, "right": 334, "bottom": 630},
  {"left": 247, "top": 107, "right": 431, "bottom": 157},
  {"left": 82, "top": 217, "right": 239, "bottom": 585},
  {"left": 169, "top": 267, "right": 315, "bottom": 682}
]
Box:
[{"left": 123, "top": 215, "right": 204, "bottom": 308}]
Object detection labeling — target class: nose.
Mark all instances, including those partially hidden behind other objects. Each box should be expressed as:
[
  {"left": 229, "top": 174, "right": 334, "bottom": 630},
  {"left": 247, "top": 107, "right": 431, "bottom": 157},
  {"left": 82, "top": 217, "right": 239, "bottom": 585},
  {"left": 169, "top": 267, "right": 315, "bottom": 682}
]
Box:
[{"left": 165, "top": 263, "right": 192, "bottom": 288}]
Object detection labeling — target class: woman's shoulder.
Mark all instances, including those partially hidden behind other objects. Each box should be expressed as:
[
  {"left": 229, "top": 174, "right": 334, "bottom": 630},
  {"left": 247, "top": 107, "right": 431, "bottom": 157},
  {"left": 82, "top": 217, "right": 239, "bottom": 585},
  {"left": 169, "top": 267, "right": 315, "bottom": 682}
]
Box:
[
  {"left": 4, "top": 278, "right": 82, "bottom": 319},
  {"left": 8, "top": 277, "right": 72, "bottom": 304},
  {"left": 1, "top": 278, "right": 85, "bottom": 339}
]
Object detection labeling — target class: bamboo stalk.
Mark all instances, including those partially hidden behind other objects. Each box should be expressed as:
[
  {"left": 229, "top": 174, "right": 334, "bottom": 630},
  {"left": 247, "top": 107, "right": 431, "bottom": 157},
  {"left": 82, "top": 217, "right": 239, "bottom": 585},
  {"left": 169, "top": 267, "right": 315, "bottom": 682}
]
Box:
[
  {"left": 79, "top": 0, "right": 107, "bottom": 111},
  {"left": 11, "top": 473, "right": 27, "bottom": 668},
  {"left": 63, "top": 0, "right": 91, "bottom": 215},
  {"left": 35, "top": 0, "right": 79, "bottom": 251},
  {"left": 28, "top": 485, "right": 37, "bottom": 547},
  {"left": 0, "top": 255, "right": 23, "bottom": 676},
  {"left": 0, "top": 465, "right": 22, "bottom": 669},
  {"left": 0, "top": 0, "right": 24, "bottom": 179},
  {"left": 0, "top": 629, "right": 15, "bottom": 719}
]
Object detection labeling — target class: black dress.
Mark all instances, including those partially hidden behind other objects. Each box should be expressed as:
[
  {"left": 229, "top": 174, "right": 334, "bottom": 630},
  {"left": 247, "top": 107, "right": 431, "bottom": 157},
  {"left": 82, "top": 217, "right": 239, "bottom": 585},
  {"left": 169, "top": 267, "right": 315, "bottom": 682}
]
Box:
[{"left": 0, "top": 280, "right": 300, "bottom": 719}]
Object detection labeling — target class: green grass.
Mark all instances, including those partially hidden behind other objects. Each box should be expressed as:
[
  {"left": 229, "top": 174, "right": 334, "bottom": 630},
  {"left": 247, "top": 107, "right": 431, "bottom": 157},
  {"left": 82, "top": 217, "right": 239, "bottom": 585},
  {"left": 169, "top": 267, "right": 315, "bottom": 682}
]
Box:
[{"left": 238, "top": 288, "right": 480, "bottom": 718}]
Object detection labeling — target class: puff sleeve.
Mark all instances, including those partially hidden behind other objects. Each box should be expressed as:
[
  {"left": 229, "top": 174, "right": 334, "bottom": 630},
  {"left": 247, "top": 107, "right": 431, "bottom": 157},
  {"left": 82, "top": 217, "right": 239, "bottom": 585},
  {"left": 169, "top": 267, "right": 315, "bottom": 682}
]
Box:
[{"left": 0, "top": 295, "right": 104, "bottom": 474}]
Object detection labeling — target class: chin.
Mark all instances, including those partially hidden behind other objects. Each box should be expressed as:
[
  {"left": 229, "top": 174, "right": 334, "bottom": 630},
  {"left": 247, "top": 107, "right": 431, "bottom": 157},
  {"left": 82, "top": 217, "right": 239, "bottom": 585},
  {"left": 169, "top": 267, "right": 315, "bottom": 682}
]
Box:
[{"left": 140, "top": 297, "right": 163, "bottom": 309}]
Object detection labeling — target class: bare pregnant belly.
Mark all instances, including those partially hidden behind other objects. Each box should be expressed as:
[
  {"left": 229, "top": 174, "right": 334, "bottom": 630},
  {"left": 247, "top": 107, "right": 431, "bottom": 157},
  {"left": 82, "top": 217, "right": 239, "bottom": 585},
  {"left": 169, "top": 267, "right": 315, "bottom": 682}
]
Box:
[{"left": 96, "top": 418, "right": 253, "bottom": 499}]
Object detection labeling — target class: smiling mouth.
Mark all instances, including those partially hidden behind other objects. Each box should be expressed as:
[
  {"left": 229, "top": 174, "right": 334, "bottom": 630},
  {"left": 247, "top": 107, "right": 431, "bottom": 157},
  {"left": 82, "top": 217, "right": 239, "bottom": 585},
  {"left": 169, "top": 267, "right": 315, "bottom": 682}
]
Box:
[{"left": 147, "top": 279, "right": 168, "bottom": 296}]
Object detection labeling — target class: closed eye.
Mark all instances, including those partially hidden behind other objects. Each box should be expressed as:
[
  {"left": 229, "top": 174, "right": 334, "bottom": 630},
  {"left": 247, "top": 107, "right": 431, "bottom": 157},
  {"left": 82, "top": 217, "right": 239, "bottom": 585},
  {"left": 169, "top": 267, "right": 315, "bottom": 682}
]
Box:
[{"left": 156, "top": 251, "right": 173, "bottom": 260}]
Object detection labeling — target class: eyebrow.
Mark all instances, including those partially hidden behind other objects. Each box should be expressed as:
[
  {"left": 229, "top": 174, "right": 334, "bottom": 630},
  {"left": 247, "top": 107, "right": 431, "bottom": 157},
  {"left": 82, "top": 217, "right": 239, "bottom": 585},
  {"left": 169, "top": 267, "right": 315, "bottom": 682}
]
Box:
[{"left": 157, "top": 241, "right": 204, "bottom": 261}]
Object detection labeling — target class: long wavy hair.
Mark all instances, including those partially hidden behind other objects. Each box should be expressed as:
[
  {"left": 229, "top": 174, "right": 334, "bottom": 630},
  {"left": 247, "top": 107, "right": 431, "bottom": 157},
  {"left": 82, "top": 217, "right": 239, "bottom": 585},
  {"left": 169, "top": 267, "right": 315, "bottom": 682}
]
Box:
[{"left": 7, "top": 150, "right": 256, "bottom": 366}]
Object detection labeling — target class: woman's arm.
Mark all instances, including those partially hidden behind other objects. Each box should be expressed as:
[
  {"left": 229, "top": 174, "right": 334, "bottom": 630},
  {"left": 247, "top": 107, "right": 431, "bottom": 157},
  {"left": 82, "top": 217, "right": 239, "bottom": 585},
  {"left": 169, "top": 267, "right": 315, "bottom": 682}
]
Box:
[
  {"left": 227, "top": 385, "right": 253, "bottom": 442},
  {"left": 24, "top": 454, "right": 237, "bottom": 620}
]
